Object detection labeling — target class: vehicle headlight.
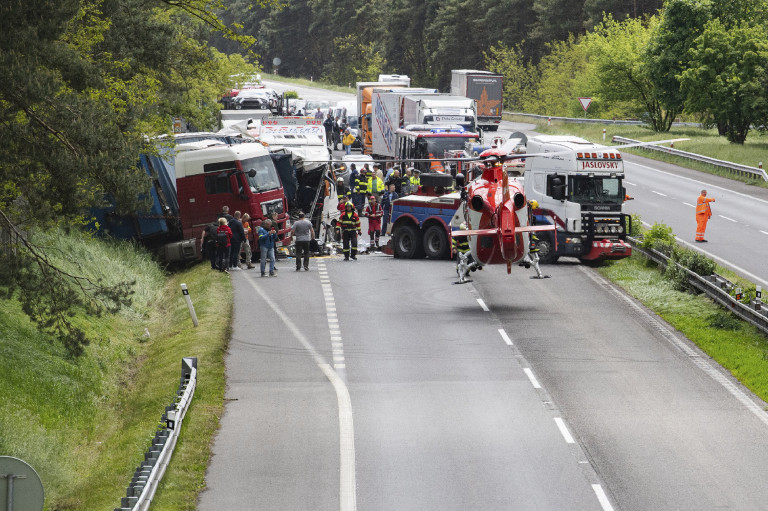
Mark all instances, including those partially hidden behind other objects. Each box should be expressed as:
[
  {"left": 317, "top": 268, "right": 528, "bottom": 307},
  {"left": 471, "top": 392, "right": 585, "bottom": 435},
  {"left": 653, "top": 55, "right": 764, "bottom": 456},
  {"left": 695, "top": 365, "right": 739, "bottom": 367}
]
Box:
[{"left": 617, "top": 226, "right": 624, "bottom": 234}]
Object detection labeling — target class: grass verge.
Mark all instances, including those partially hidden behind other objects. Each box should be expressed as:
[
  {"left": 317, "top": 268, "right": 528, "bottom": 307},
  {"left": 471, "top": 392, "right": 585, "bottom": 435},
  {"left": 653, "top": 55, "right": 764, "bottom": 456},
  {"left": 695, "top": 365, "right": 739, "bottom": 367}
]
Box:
[
  {"left": 0, "top": 230, "right": 231, "bottom": 510},
  {"left": 599, "top": 254, "right": 768, "bottom": 403},
  {"left": 506, "top": 114, "right": 768, "bottom": 188},
  {"left": 261, "top": 74, "right": 355, "bottom": 96}
]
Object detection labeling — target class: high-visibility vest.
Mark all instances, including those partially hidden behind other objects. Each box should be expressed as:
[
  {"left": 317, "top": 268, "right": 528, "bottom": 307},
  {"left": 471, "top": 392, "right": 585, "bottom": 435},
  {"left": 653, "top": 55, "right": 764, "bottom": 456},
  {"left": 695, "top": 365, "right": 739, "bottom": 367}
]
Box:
[
  {"left": 409, "top": 175, "right": 420, "bottom": 186},
  {"left": 696, "top": 195, "right": 714, "bottom": 216},
  {"left": 452, "top": 236, "right": 470, "bottom": 253},
  {"left": 369, "top": 176, "right": 384, "bottom": 194}
]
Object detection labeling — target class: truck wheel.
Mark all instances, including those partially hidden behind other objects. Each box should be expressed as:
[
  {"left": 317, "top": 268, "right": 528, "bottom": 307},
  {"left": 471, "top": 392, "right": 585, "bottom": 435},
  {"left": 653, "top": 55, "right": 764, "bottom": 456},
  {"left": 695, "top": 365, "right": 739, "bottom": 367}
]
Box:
[
  {"left": 536, "top": 235, "right": 558, "bottom": 264},
  {"left": 393, "top": 225, "right": 425, "bottom": 259},
  {"left": 423, "top": 225, "right": 449, "bottom": 259},
  {"left": 419, "top": 173, "right": 454, "bottom": 189}
]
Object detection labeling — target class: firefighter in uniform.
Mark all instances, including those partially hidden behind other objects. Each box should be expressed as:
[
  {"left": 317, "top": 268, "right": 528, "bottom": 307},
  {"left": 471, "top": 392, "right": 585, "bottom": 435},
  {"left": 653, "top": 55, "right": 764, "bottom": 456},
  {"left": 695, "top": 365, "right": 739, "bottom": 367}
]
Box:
[
  {"left": 453, "top": 223, "right": 479, "bottom": 282},
  {"left": 695, "top": 189, "right": 715, "bottom": 242},
  {"left": 340, "top": 201, "right": 361, "bottom": 260},
  {"left": 522, "top": 200, "right": 546, "bottom": 278},
  {"left": 354, "top": 167, "right": 370, "bottom": 214},
  {"left": 363, "top": 195, "right": 384, "bottom": 249}
]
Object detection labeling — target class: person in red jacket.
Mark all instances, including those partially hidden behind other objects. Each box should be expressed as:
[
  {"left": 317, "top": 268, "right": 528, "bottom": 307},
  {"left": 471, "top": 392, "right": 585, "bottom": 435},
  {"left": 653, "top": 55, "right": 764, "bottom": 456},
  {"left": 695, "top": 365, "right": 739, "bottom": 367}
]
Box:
[
  {"left": 363, "top": 195, "right": 383, "bottom": 249},
  {"left": 215, "top": 217, "right": 232, "bottom": 273},
  {"left": 695, "top": 189, "right": 715, "bottom": 242}
]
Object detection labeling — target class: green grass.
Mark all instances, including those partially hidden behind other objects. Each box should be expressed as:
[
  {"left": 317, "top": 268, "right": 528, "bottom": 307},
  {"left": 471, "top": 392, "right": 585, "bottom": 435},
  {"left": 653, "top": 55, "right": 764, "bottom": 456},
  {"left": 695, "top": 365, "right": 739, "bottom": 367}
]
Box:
[
  {"left": 0, "top": 230, "right": 232, "bottom": 510},
  {"left": 262, "top": 74, "right": 356, "bottom": 96},
  {"left": 599, "top": 254, "right": 768, "bottom": 401},
  {"left": 507, "top": 114, "right": 768, "bottom": 187}
]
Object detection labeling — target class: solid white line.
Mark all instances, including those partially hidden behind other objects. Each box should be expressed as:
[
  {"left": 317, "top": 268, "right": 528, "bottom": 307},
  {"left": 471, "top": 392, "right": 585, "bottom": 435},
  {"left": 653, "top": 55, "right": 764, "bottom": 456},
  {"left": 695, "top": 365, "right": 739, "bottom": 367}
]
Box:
[
  {"left": 651, "top": 190, "right": 667, "bottom": 197},
  {"left": 683, "top": 202, "right": 695, "bottom": 208},
  {"left": 626, "top": 160, "right": 768, "bottom": 205},
  {"left": 554, "top": 417, "right": 575, "bottom": 444},
  {"left": 580, "top": 266, "right": 768, "bottom": 429},
  {"left": 718, "top": 214, "right": 737, "bottom": 222},
  {"left": 498, "top": 329, "right": 513, "bottom": 346},
  {"left": 523, "top": 368, "right": 542, "bottom": 389},
  {"left": 592, "top": 484, "right": 615, "bottom": 511},
  {"left": 476, "top": 298, "right": 490, "bottom": 311},
  {"left": 761, "top": 231, "right": 768, "bottom": 236},
  {"left": 639, "top": 220, "right": 768, "bottom": 289},
  {"left": 335, "top": 363, "right": 346, "bottom": 369},
  {"left": 244, "top": 279, "right": 357, "bottom": 510},
  {"left": 624, "top": 181, "right": 636, "bottom": 186}
]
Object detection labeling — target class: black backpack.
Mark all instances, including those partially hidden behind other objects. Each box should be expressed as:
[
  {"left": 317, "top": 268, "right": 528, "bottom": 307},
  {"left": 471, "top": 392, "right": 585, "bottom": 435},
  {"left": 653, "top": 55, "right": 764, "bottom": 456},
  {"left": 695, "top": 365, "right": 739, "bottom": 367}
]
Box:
[{"left": 216, "top": 230, "right": 228, "bottom": 248}]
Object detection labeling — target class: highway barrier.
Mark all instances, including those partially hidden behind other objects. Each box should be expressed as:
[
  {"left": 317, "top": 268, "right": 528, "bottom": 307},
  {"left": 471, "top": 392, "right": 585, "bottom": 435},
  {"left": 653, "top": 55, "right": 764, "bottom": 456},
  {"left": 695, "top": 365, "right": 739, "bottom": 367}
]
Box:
[
  {"left": 115, "top": 357, "right": 197, "bottom": 511},
  {"left": 627, "top": 237, "right": 768, "bottom": 336},
  {"left": 613, "top": 136, "right": 768, "bottom": 182},
  {"left": 506, "top": 111, "right": 701, "bottom": 127}
]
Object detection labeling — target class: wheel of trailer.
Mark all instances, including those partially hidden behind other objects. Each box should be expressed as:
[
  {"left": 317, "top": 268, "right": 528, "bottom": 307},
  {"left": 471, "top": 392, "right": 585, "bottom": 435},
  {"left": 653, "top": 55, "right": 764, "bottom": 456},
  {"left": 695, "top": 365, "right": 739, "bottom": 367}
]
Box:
[
  {"left": 393, "top": 224, "right": 425, "bottom": 259},
  {"left": 536, "top": 234, "right": 558, "bottom": 264},
  {"left": 423, "top": 225, "right": 449, "bottom": 259}
]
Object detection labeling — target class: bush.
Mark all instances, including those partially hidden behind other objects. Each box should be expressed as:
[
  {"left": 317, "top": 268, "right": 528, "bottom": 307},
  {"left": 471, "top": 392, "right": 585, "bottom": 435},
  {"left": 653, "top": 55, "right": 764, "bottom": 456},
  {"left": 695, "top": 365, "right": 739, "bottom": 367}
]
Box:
[
  {"left": 665, "top": 245, "right": 716, "bottom": 290},
  {"left": 708, "top": 311, "right": 742, "bottom": 330},
  {"left": 629, "top": 213, "right": 642, "bottom": 237},
  {"left": 641, "top": 222, "right": 675, "bottom": 255},
  {"left": 284, "top": 90, "right": 299, "bottom": 99}
]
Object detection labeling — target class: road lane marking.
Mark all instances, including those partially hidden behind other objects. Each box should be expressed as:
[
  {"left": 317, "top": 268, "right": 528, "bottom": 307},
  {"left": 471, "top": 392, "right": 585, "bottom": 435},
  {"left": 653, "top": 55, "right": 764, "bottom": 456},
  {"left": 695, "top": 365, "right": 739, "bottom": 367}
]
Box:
[
  {"left": 761, "top": 231, "right": 768, "bottom": 236},
  {"left": 651, "top": 190, "right": 667, "bottom": 197},
  {"left": 477, "top": 298, "right": 490, "bottom": 311},
  {"left": 580, "top": 266, "right": 768, "bottom": 429},
  {"left": 592, "top": 484, "right": 615, "bottom": 511},
  {"left": 718, "top": 214, "right": 737, "bottom": 222},
  {"left": 554, "top": 417, "right": 575, "bottom": 444},
  {"left": 639, "top": 220, "right": 768, "bottom": 289},
  {"left": 624, "top": 181, "right": 636, "bottom": 186},
  {"left": 523, "top": 368, "right": 542, "bottom": 389},
  {"left": 683, "top": 202, "right": 695, "bottom": 208},
  {"left": 626, "top": 160, "right": 768, "bottom": 205},
  {"left": 498, "top": 329, "right": 513, "bottom": 345},
  {"left": 245, "top": 271, "right": 357, "bottom": 511}
]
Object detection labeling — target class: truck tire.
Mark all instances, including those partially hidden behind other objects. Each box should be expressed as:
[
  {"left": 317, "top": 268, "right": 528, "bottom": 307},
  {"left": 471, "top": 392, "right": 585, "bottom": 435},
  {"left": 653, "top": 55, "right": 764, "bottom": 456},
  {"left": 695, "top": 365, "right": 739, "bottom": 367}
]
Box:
[
  {"left": 536, "top": 234, "right": 558, "bottom": 264},
  {"left": 419, "top": 173, "right": 454, "bottom": 189},
  {"left": 393, "top": 224, "right": 425, "bottom": 259},
  {"left": 423, "top": 225, "right": 449, "bottom": 259}
]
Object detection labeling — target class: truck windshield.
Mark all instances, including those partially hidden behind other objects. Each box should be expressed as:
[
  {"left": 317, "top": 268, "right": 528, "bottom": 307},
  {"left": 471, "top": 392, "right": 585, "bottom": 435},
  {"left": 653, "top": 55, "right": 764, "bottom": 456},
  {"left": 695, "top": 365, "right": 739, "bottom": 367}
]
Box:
[
  {"left": 568, "top": 176, "right": 623, "bottom": 205},
  {"left": 416, "top": 137, "right": 473, "bottom": 159},
  {"left": 243, "top": 155, "right": 281, "bottom": 193}
]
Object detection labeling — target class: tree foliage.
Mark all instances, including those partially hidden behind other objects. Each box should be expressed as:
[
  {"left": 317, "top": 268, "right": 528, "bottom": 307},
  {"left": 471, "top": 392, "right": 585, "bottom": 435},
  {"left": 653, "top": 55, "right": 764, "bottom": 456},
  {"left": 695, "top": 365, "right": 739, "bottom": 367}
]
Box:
[
  {"left": 679, "top": 20, "right": 768, "bottom": 143},
  {"left": 0, "top": 0, "right": 265, "bottom": 355}
]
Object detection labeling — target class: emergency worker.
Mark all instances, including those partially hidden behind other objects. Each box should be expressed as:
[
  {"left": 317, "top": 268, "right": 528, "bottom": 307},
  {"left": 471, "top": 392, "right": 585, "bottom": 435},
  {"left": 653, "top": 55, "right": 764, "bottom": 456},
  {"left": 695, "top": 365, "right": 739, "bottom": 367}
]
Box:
[
  {"left": 367, "top": 169, "right": 385, "bottom": 201},
  {"left": 380, "top": 184, "right": 398, "bottom": 236},
  {"left": 524, "top": 200, "right": 544, "bottom": 278},
  {"left": 695, "top": 189, "right": 715, "bottom": 242},
  {"left": 340, "top": 202, "right": 361, "bottom": 260},
  {"left": 354, "top": 166, "right": 371, "bottom": 214},
  {"left": 336, "top": 177, "right": 348, "bottom": 201},
  {"left": 363, "top": 195, "right": 384, "bottom": 248}
]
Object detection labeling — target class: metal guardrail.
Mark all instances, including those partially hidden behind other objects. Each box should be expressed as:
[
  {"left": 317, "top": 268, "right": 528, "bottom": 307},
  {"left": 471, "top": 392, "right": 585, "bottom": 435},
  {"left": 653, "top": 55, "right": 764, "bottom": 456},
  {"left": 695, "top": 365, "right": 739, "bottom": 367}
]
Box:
[
  {"left": 504, "top": 111, "right": 702, "bottom": 127},
  {"left": 627, "top": 237, "right": 768, "bottom": 335},
  {"left": 613, "top": 136, "right": 768, "bottom": 182},
  {"left": 115, "top": 357, "right": 197, "bottom": 511}
]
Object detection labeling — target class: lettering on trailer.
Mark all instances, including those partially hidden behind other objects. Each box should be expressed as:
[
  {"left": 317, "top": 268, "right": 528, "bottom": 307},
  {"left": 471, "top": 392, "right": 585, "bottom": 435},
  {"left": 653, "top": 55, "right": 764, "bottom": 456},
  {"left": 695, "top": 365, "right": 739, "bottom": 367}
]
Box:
[
  {"left": 432, "top": 116, "right": 465, "bottom": 122},
  {"left": 579, "top": 161, "right": 620, "bottom": 170},
  {"left": 262, "top": 119, "right": 323, "bottom": 126},
  {"left": 374, "top": 96, "right": 395, "bottom": 153}
]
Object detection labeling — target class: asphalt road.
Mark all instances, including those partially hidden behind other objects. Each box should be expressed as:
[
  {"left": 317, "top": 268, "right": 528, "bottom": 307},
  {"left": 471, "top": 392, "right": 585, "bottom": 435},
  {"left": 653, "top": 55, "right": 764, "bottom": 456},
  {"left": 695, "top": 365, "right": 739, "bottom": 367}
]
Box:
[{"left": 199, "top": 254, "right": 768, "bottom": 510}]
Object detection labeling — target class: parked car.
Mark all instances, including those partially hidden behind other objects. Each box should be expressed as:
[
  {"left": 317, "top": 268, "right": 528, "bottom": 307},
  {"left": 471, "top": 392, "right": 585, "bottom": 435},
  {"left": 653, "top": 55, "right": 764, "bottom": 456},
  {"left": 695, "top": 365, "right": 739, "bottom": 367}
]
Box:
[{"left": 233, "top": 89, "right": 271, "bottom": 110}]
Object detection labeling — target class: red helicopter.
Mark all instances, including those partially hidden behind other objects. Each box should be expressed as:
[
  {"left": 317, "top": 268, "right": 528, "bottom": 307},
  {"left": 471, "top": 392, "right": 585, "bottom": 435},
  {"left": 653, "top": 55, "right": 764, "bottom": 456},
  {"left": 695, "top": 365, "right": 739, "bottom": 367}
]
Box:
[{"left": 451, "top": 149, "right": 555, "bottom": 280}]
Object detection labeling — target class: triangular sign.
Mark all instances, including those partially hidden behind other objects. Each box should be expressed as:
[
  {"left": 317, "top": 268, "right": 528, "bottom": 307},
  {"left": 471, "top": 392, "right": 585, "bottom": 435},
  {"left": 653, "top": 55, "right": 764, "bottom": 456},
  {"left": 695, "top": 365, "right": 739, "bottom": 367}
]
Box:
[{"left": 578, "top": 97, "right": 592, "bottom": 112}]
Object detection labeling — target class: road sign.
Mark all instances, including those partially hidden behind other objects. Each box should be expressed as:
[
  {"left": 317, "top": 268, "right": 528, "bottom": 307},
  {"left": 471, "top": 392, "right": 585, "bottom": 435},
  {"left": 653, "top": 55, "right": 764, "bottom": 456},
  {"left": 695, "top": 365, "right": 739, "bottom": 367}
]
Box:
[
  {"left": 0, "top": 457, "right": 45, "bottom": 511},
  {"left": 578, "top": 97, "right": 592, "bottom": 112}
]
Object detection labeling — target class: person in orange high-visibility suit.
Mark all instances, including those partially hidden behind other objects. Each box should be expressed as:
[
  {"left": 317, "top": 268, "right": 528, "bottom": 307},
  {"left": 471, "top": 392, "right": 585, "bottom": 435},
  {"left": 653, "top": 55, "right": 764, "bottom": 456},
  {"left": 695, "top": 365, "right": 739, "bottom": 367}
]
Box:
[{"left": 695, "top": 189, "right": 715, "bottom": 242}]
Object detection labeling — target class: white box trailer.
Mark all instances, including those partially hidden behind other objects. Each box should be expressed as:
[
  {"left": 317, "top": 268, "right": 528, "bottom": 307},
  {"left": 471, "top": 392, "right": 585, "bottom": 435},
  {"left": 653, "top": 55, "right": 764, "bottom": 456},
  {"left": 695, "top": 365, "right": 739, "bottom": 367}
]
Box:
[
  {"left": 371, "top": 88, "right": 438, "bottom": 158},
  {"left": 401, "top": 95, "right": 477, "bottom": 133}
]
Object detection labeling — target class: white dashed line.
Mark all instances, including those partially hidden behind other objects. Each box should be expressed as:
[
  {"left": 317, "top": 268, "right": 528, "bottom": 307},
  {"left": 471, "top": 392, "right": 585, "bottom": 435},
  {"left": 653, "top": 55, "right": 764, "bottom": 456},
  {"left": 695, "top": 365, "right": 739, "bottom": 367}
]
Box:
[
  {"left": 761, "top": 231, "right": 768, "bottom": 236},
  {"left": 624, "top": 181, "right": 636, "bottom": 186},
  {"left": 683, "top": 202, "right": 695, "bottom": 208},
  {"left": 554, "top": 417, "right": 575, "bottom": 444},
  {"left": 476, "top": 298, "right": 490, "bottom": 311},
  {"left": 523, "top": 368, "right": 542, "bottom": 389},
  {"left": 651, "top": 190, "right": 667, "bottom": 197},
  {"left": 592, "top": 484, "right": 615, "bottom": 511},
  {"left": 497, "top": 329, "right": 513, "bottom": 346},
  {"left": 718, "top": 214, "right": 737, "bottom": 222}
]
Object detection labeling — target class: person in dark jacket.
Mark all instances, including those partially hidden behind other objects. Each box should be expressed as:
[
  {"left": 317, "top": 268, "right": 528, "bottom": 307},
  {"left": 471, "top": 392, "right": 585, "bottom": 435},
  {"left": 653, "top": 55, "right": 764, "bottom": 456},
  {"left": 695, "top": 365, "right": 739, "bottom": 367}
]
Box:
[
  {"left": 258, "top": 219, "right": 279, "bottom": 276},
  {"left": 380, "top": 184, "right": 398, "bottom": 237},
  {"left": 218, "top": 205, "right": 234, "bottom": 223},
  {"left": 323, "top": 114, "right": 334, "bottom": 148},
  {"left": 201, "top": 222, "right": 218, "bottom": 269},
  {"left": 228, "top": 211, "right": 246, "bottom": 270}
]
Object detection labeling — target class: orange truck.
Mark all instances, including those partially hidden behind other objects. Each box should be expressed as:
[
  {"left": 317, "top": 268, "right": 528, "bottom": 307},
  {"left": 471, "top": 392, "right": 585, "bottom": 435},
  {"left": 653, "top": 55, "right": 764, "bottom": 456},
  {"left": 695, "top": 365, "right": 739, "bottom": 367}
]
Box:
[{"left": 355, "top": 78, "right": 410, "bottom": 155}]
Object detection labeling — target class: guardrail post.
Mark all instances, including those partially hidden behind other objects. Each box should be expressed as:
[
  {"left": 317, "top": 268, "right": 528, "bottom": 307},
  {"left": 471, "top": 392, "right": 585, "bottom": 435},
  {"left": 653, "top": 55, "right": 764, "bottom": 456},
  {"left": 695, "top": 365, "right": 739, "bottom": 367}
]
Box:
[
  {"left": 180, "top": 284, "right": 199, "bottom": 327},
  {"left": 547, "top": 117, "right": 551, "bottom": 126},
  {"left": 756, "top": 286, "right": 762, "bottom": 311},
  {"left": 602, "top": 128, "right": 606, "bottom": 141}
]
